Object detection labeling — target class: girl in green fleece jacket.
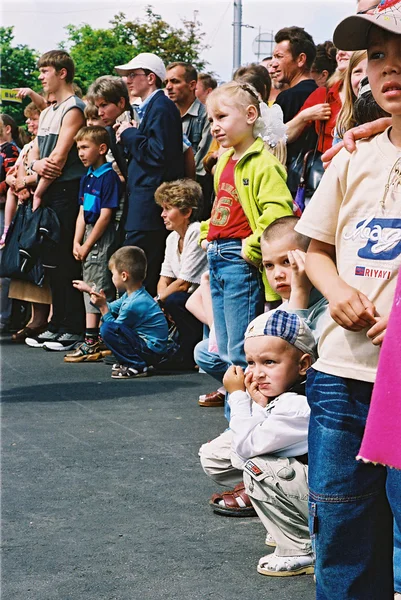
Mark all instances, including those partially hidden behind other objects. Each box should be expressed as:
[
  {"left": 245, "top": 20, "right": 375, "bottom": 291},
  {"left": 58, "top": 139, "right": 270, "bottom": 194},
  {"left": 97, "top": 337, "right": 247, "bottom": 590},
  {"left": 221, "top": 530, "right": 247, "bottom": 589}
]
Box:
[{"left": 196, "top": 81, "right": 293, "bottom": 381}]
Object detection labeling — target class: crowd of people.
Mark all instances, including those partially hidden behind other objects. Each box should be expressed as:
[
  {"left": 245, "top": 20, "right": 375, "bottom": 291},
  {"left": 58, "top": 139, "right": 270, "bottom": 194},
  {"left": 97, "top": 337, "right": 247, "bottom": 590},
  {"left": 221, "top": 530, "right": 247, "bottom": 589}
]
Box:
[{"left": 1, "top": 0, "right": 401, "bottom": 597}]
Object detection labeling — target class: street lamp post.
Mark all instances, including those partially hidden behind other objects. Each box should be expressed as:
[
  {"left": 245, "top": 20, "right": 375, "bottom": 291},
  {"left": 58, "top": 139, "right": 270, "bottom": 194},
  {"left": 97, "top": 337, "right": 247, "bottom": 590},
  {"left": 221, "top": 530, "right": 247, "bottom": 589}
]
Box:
[{"left": 233, "top": 0, "right": 242, "bottom": 71}]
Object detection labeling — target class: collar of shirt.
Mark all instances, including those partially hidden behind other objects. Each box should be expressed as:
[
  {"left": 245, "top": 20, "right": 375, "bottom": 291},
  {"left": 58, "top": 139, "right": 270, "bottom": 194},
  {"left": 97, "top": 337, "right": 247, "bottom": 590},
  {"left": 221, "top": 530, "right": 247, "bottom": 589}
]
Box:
[
  {"left": 87, "top": 162, "right": 113, "bottom": 178},
  {"left": 181, "top": 98, "right": 201, "bottom": 119},
  {"left": 136, "top": 89, "right": 163, "bottom": 121}
]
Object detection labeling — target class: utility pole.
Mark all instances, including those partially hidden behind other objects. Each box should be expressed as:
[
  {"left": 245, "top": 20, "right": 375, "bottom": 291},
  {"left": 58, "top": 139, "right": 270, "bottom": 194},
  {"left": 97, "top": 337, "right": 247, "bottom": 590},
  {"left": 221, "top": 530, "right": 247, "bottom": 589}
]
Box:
[{"left": 233, "top": 0, "right": 242, "bottom": 71}]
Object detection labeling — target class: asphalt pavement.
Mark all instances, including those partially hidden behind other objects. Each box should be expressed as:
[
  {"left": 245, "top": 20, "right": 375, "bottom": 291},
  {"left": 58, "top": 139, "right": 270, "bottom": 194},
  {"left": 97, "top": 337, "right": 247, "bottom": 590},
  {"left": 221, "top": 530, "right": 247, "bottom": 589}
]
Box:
[{"left": 2, "top": 336, "right": 315, "bottom": 600}]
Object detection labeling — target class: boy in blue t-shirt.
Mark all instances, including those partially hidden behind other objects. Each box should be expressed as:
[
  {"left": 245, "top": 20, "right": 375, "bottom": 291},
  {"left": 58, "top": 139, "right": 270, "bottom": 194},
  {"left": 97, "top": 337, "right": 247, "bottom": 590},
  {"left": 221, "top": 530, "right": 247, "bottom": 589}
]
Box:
[
  {"left": 86, "top": 246, "right": 169, "bottom": 378},
  {"left": 65, "top": 126, "right": 120, "bottom": 362}
]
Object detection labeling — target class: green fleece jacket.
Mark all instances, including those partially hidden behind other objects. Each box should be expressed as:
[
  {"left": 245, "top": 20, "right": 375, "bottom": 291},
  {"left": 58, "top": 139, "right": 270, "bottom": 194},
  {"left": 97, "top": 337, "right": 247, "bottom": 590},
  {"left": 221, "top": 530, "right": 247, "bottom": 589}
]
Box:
[{"left": 200, "top": 137, "right": 293, "bottom": 300}]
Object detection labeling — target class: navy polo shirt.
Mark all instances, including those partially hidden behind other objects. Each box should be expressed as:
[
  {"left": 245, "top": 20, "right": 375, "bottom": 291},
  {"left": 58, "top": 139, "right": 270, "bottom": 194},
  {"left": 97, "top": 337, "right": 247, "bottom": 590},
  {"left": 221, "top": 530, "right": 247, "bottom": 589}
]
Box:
[{"left": 78, "top": 162, "right": 121, "bottom": 224}]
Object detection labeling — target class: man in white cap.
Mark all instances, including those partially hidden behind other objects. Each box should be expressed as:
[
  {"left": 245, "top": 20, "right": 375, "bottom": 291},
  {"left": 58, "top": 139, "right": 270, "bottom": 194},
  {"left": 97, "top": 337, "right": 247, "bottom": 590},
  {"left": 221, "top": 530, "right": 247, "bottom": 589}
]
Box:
[{"left": 113, "top": 52, "right": 185, "bottom": 296}]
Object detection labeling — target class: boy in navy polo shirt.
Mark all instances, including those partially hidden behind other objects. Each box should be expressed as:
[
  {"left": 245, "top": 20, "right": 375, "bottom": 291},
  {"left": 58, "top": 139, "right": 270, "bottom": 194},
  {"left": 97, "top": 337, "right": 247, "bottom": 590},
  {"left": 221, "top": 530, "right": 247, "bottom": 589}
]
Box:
[{"left": 65, "top": 126, "right": 121, "bottom": 362}]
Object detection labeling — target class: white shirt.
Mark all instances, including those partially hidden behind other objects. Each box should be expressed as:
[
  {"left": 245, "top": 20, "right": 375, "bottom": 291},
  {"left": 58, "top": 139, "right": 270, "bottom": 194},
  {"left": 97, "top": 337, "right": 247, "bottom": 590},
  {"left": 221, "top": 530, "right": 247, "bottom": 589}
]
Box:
[
  {"left": 160, "top": 221, "right": 208, "bottom": 293},
  {"left": 228, "top": 389, "right": 310, "bottom": 461}
]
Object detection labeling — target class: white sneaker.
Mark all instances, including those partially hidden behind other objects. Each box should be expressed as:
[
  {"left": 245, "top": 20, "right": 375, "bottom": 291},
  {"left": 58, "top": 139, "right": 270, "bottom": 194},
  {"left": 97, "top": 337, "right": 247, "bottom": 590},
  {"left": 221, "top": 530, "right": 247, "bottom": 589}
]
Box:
[
  {"left": 25, "top": 330, "right": 59, "bottom": 348},
  {"left": 43, "top": 332, "right": 83, "bottom": 352},
  {"left": 257, "top": 552, "right": 314, "bottom": 577}
]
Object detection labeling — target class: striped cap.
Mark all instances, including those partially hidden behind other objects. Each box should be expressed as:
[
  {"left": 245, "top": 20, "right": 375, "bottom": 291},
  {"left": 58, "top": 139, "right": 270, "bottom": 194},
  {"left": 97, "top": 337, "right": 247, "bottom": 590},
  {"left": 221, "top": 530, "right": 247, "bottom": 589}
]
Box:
[{"left": 245, "top": 310, "right": 316, "bottom": 358}]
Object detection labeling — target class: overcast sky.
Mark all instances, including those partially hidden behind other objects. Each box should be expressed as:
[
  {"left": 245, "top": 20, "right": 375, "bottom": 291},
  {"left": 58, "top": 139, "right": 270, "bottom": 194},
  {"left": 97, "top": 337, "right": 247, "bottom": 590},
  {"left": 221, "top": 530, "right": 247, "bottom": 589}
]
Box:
[{"left": 4, "top": 0, "right": 356, "bottom": 81}]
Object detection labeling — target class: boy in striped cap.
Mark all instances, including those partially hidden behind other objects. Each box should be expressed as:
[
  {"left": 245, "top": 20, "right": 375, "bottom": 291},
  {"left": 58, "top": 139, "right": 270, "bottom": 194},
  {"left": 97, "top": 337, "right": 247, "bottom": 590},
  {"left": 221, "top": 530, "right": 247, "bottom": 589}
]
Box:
[{"left": 200, "top": 310, "right": 316, "bottom": 577}]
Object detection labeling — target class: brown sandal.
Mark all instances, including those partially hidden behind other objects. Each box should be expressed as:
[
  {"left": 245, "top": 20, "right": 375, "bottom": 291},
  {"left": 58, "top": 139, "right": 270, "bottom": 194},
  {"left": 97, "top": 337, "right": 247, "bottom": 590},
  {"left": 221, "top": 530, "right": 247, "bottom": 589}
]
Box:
[
  {"left": 198, "top": 390, "right": 225, "bottom": 407},
  {"left": 209, "top": 482, "right": 257, "bottom": 517}
]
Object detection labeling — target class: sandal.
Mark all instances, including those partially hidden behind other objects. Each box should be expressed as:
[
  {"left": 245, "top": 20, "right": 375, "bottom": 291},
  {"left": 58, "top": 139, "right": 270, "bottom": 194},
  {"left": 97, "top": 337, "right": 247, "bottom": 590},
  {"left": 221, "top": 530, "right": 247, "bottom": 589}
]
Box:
[
  {"left": 198, "top": 390, "right": 225, "bottom": 407},
  {"left": 209, "top": 482, "right": 257, "bottom": 517},
  {"left": 111, "top": 365, "right": 149, "bottom": 379},
  {"left": 12, "top": 323, "right": 48, "bottom": 343},
  {"left": 257, "top": 552, "right": 314, "bottom": 577}
]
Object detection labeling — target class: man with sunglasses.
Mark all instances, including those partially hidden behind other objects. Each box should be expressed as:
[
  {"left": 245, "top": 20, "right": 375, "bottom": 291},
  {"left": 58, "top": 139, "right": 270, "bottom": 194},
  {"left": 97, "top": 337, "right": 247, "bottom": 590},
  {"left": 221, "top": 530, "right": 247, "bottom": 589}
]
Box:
[{"left": 113, "top": 53, "right": 184, "bottom": 296}]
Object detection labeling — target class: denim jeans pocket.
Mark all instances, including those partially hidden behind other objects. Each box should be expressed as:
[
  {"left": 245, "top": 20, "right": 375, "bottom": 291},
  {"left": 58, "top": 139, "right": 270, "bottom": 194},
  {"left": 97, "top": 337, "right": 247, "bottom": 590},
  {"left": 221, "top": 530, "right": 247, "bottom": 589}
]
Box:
[{"left": 218, "top": 244, "right": 246, "bottom": 264}]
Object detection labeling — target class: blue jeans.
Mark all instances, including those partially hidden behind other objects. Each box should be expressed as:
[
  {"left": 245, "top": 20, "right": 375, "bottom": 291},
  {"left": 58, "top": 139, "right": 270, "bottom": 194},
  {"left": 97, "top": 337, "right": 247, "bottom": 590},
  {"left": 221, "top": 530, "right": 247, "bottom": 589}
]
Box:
[
  {"left": 100, "top": 321, "right": 159, "bottom": 369},
  {"left": 307, "top": 369, "right": 394, "bottom": 600},
  {"left": 207, "top": 239, "right": 264, "bottom": 370}
]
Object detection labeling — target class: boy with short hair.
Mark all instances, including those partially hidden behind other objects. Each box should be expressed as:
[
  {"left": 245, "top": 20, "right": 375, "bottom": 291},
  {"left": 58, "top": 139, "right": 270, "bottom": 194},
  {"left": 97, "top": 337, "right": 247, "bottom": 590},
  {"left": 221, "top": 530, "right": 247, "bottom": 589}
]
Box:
[
  {"left": 87, "top": 246, "right": 169, "bottom": 379},
  {"left": 25, "top": 50, "right": 86, "bottom": 350},
  {"left": 203, "top": 310, "right": 316, "bottom": 576},
  {"left": 295, "top": 6, "right": 401, "bottom": 597},
  {"left": 63, "top": 126, "right": 120, "bottom": 362}
]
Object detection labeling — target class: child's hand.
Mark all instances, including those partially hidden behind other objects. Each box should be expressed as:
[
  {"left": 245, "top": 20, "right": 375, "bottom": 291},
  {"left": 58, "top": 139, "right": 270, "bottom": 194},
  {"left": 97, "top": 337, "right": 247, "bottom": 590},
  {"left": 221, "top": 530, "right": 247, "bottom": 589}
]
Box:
[
  {"left": 223, "top": 365, "right": 246, "bottom": 393},
  {"left": 16, "top": 188, "right": 31, "bottom": 203},
  {"left": 201, "top": 239, "right": 209, "bottom": 251},
  {"left": 288, "top": 249, "right": 312, "bottom": 295},
  {"left": 367, "top": 315, "right": 388, "bottom": 346},
  {"left": 244, "top": 371, "right": 268, "bottom": 408},
  {"left": 90, "top": 289, "right": 107, "bottom": 308},
  {"left": 5, "top": 166, "right": 17, "bottom": 188},
  {"left": 73, "top": 242, "right": 82, "bottom": 261},
  {"left": 327, "top": 280, "right": 376, "bottom": 331},
  {"left": 72, "top": 280, "right": 93, "bottom": 294},
  {"left": 241, "top": 239, "right": 260, "bottom": 268},
  {"left": 78, "top": 243, "right": 90, "bottom": 263}
]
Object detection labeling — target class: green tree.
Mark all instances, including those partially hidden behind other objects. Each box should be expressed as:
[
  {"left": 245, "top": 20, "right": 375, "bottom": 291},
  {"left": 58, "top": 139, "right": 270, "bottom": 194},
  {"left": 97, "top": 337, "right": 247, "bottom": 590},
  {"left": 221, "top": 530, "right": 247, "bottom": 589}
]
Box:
[
  {"left": 0, "top": 26, "right": 39, "bottom": 125},
  {"left": 63, "top": 7, "right": 209, "bottom": 93}
]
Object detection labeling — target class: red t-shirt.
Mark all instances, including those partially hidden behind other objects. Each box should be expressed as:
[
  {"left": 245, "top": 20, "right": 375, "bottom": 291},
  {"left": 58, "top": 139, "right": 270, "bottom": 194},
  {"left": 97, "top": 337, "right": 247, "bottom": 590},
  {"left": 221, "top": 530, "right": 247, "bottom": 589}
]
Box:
[
  {"left": 298, "top": 80, "right": 342, "bottom": 154},
  {"left": 207, "top": 157, "right": 252, "bottom": 241}
]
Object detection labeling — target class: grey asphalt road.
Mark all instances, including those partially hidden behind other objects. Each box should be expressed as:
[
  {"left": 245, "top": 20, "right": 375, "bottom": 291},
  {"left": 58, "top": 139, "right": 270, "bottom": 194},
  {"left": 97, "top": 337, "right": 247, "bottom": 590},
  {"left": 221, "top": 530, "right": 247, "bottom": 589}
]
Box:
[{"left": 2, "top": 337, "right": 315, "bottom": 600}]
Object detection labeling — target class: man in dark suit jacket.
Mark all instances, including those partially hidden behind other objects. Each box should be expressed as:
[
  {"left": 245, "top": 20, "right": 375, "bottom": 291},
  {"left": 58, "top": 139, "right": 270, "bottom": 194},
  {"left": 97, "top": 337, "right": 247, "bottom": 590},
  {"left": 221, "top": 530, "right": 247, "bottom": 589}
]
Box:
[{"left": 114, "top": 53, "right": 185, "bottom": 296}]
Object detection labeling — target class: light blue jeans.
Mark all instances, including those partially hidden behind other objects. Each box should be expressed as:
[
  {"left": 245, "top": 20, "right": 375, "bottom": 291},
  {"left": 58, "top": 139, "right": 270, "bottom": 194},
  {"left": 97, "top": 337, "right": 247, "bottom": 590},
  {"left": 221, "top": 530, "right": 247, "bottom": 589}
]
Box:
[
  {"left": 206, "top": 238, "right": 264, "bottom": 370},
  {"left": 307, "top": 369, "right": 397, "bottom": 600}
]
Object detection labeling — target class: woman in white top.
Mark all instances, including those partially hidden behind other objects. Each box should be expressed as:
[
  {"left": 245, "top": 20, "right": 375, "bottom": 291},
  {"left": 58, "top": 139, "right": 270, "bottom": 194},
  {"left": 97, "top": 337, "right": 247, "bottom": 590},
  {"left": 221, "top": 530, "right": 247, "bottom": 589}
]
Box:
[{"left": 155, "top": 179, "right": 208, "bottom": 369}]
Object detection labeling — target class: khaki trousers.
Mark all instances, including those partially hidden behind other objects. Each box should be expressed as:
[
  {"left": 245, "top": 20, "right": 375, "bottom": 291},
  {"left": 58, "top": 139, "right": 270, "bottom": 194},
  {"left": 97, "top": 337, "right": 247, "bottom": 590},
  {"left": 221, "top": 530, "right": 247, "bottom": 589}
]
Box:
[{"left": 243, "top": 455, "right": 311, "bottom": 556}]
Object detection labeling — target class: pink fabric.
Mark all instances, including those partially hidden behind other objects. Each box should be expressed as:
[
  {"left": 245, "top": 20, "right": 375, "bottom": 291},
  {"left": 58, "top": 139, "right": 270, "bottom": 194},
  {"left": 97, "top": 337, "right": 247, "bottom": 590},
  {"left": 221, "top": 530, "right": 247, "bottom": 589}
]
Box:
[{"left": 358, "top": 270, "right": 401, "bottom": 470}]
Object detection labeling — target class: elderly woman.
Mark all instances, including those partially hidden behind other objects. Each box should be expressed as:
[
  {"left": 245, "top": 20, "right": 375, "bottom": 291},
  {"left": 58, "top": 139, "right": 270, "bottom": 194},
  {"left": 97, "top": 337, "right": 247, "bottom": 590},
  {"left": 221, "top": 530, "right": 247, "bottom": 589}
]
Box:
[{"left": 155, "top": 179, "right": 208, "bottom": 369}]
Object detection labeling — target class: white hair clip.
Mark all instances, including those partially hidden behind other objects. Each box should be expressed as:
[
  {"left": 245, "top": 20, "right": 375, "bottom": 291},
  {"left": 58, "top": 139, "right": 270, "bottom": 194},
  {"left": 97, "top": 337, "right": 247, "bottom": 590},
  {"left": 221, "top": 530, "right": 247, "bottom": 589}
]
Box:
[{"left": 253, "top": 102, "right": 288, "bottom": 148}]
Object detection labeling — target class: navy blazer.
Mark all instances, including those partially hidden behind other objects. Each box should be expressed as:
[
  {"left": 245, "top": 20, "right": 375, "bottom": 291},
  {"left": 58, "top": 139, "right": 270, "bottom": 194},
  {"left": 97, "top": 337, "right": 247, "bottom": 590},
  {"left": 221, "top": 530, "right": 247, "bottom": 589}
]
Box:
[{"left": 120, "top": 91, "right": 185, "bottom": 232}]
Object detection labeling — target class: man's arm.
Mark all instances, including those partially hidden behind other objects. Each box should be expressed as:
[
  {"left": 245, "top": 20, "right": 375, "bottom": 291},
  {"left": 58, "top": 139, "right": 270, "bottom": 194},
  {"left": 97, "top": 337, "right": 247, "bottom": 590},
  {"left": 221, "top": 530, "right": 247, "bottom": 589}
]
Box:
[
  {"left": 32, "top": 108, "right": 85, "bottom": 209},
  {"left": 286, "top": 104, "right": 331, "bottom": 144}
]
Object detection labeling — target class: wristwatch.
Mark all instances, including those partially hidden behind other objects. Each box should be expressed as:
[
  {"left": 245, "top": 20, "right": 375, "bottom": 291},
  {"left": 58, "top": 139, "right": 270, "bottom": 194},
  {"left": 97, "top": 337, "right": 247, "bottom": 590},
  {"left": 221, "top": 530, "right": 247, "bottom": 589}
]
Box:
[{"left": 155, "top": 294, "right": 163, "bottom": 305}]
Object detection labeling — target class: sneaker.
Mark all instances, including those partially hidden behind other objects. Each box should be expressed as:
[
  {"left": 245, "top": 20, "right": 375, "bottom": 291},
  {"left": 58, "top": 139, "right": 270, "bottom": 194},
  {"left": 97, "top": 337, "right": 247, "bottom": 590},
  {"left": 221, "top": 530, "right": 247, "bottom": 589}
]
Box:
[
  {"left": 111, "top": 365, "right": 149, "bottom": 379},
  {"left": 43, "top": 332, "right": 83, "bottom": 352},
  {"left": 64, "top": 340, "right": 109, "bottom": 363},
  {"left": 25, "top": 329, "right": 59, "bottom": 348},
  {"left": 257, "top": 552, "right": 314, "bottom": 577}
]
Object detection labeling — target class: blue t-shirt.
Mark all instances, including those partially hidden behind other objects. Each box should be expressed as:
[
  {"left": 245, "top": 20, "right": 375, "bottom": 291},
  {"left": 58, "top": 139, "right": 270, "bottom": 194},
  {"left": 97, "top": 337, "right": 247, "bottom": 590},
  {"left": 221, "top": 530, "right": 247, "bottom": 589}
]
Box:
[
  {"left": 102, "top": 287, "right": 168, "bottom": 354},
  {"left": 79, "top": 162, "right": 121, "bottom": 224}
]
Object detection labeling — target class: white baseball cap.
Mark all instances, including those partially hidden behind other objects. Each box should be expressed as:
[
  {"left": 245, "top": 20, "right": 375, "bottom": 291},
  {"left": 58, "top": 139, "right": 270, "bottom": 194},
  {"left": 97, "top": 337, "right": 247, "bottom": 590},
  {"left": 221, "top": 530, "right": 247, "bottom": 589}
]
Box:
[{"left": 115, "top": 52, "right": 166, "bottom": 81}]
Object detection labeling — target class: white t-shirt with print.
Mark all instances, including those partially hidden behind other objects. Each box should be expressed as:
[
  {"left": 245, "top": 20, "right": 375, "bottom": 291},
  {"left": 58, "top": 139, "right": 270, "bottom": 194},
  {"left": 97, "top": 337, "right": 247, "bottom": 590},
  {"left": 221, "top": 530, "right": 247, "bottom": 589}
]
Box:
[{"left": 296, "top": 128, "right": 401, "bottom": 382}]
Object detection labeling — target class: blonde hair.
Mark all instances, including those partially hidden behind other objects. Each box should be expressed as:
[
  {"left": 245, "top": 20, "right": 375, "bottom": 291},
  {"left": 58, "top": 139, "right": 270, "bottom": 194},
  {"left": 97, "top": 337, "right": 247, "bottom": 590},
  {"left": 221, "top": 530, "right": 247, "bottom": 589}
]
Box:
[
  {"left": 336, "top": 51, "right": 367, "bottom": 139},
  {"left": 206, "top": 81, "right": 287, "bottom": 165},
  {"left": 206, "top": 81, "right": 261, "bottom": 115}
]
